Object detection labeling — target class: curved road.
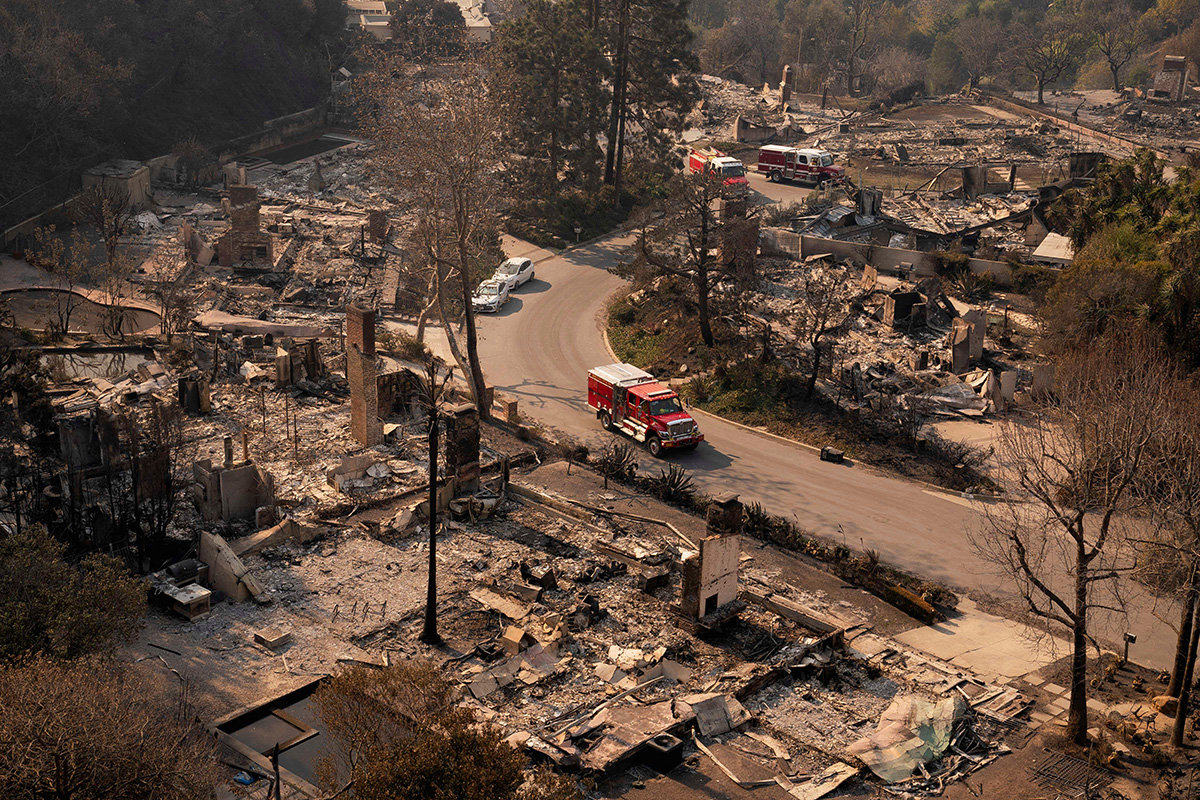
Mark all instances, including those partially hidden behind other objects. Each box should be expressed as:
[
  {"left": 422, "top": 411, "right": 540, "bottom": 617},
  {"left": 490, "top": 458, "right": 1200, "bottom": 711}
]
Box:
[
  {"left": 474, "top": 222, "right": 1176, "bottom": 670},
  {"left": 477, "top": 232, "right": 989, "bottom": 592}
]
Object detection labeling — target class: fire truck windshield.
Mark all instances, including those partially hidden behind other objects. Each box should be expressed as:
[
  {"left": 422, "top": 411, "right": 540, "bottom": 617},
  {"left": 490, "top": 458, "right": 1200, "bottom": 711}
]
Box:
[
  {"left": 648, "top": 396, "right": 683, "bottom": 416},
  {"left": 819, "top": 155, "right": 834, "bottom": 167},
  {"left": 722, "top": 163, "right": 746, "bottom": 177}
]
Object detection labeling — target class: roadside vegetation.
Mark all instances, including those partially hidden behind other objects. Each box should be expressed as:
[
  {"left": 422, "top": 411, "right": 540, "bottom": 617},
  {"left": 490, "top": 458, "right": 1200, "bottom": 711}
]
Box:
[
  {"left": 606, "top": 286, "right": 995, "bottom": 493},
  {"left": 590, "top": 440, "right": 955, "bottom": 620}
]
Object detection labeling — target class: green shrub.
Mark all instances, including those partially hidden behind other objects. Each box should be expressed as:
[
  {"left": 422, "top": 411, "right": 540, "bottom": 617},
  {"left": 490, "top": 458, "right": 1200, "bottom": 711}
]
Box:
[
  {"left": 377, "top": 329, "right": 431, "bottom": 363},
  {"left": 1011, "top": 262, "right": 1058, "bottom": 296},
  {"left": 641, "top": 463, "right": 695, "bottom": 505},
  {"left": 933, "top": 251, "right": 970, "bottom": 280}
]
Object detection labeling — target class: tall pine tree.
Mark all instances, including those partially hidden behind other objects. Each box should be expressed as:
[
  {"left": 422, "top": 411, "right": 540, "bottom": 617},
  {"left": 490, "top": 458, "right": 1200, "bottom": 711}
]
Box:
[
  {"left": 492, "top": 0, "right": 607, "bottom": 192},
  {"left": 602, "top": 0, "right": 698, "bottom": 197}
]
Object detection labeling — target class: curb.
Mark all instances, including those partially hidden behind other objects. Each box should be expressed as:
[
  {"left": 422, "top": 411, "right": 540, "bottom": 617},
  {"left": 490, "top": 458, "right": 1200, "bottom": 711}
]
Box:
[
  {"left": 510, "top": 225, "right": 635, "bottom": 261},
  {"left": 602, "top": 321, "right": 1000, "bottom": 506}
]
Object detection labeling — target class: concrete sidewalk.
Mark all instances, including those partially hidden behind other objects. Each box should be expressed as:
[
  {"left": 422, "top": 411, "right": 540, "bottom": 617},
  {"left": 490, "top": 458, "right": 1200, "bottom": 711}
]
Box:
[{"left": 895, "top": 597, "right": 1069, "bottom": 683}]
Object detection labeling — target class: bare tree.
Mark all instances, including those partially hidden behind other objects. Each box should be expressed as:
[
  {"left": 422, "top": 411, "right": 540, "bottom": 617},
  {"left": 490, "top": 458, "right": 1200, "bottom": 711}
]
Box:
[
  {"left": 171, "top": 137, "right": 213, "bottom": 188},
  {"left": 417, "top": 358, "right": 454, "bottom": 645},
  {"left": 1090, "top": 1, "right": 1147, "bottom": 92},
  {"left": 1016, "top": 17, "right": 1085, "bottom": 105},
  {"left": 121, "top": 400, "right": 192, "bottom": 570},
  {"left": 630, "top": 172, "right": 753, "bottom": 348},
  {"left": 971, "top": 327, "right": 1171, "bottom": 744},
  {"left": 356, "top": 54, "right": 502, "bottom": 418},
  {"left": 147, "top": 235, "right": 195, "bottom": 339},
  {"left": 1134, "top": 378, "right": 1200, "bottom": 748},
  {"left": 845, "top": 0, "right": 881, "bottom": 96},
  {"left": 866, "top": 46, "right": 926, "bottom": 99},
  {"left": 956, "top": 16, "right": 1006, "bottom": 90},
  {"left": 30, "top": 225, "right": 92, "bottom": 340},
  {"left": 698, "top": 0, "right": 781, "bottom": 86},
  {"left": 794, "top": 258, "right": 854, "bottom": 399},
  {"left": 74, "top": 182, "right": 137, "bottom": 267},
  {"left": 97, "top": 250, "right": 138, "bottom": 339},
  {"left": 0, "top": 656, "right": 217, "bottom": 800}
]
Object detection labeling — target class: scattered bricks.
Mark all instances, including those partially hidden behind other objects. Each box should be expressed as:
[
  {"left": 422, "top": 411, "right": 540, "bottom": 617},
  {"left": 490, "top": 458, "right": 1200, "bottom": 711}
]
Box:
[
  {"left": 254, "top": 629, "right": 292, "bottom": 650},
  {"left": 639, "top": 566, "right": 670, "bottom": 593},
  {"left": 820, "top": 446, "right": 844, "bottom": 464}
]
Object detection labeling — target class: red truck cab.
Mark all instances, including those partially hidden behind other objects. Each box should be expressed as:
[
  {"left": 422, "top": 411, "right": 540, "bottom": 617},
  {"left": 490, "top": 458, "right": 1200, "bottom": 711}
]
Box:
[
  {"left": 757, "top": 145, "right": 845, "bottom": 185},
  {"left": 688, "top": 147, "right": 750, "bottom": 193},
  {"left": 587, "top": 363, "right": 703, "bottom": 457}
]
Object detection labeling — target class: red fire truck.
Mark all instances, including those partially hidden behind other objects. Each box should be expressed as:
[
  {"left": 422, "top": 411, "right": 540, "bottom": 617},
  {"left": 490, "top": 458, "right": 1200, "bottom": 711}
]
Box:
[
  {"left": 687, "top": 147, "right": 750, "bottom": 192},
  {"left": 756, "top": 145, "right": 845, "bottom": 185},
  {"left": 587, "top": 363, "right": 703, "bottom": 457}
]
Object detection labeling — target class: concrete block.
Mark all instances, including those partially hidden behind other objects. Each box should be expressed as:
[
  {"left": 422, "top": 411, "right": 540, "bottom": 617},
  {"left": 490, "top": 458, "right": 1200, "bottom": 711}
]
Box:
[{"left": 254, "top": 629, "right": 292, "bottom": 650}]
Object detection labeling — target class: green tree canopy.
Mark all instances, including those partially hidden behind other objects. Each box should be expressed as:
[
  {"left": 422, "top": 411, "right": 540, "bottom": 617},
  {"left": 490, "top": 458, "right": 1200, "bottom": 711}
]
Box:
[
  {"left": 491, "top": 0, "right": 608, "bottom": 192},
  {"left": 0, "top": 525, "right": 145, "bottom": 660},
  {"left": 390, "top": 0, "right": 468, "bottom": 58},
  {"left": 1049, "top": 150, "right": 1200, "bottom": 361},
  {"left": 314, "top": 662, "right": 579, "bottom": 800}
]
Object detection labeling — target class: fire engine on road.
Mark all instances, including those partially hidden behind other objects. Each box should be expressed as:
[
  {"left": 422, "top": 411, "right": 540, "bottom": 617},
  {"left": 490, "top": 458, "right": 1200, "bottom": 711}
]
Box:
[
  {"left": 587, "top": 363, "right": 703, "bottom": 457},
  {"left": 687, "top": 147, "right": 750, "bottom": 193},
  {"left": 756, "top": 145, "right": 845, "bottom": 185}
]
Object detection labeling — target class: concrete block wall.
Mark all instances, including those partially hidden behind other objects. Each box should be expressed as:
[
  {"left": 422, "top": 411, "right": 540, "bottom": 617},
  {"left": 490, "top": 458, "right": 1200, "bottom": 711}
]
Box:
[{"left": 798, "top": 235, "right": 1014, "bottom": 287}]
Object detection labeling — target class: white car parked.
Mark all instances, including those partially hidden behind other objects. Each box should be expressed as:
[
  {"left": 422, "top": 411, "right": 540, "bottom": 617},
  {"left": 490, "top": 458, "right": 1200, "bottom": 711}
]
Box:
[
  {"left": 492, "top": 257, "right": 535, "bottom": 291},
  {"left": 471, "top": 279, "right": 510, "bottom": 313}
]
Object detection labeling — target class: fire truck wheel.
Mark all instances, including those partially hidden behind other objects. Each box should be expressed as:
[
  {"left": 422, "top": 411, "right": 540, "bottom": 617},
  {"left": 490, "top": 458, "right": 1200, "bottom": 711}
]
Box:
[
  {"left": 600, "top": 412, "right": 613, "bottom": 431},
  {"left": 769, "top": 170, "right": 782, "bottom": 183},
  {"left": 646, "top": 435, "right": 663, "bottom": 457}
]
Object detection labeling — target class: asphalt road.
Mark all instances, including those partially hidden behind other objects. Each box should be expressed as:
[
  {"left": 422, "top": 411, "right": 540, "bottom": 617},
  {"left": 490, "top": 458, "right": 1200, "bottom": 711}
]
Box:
[{"left": 473, "top": 231, "right": 1180, "bottom": 670}]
